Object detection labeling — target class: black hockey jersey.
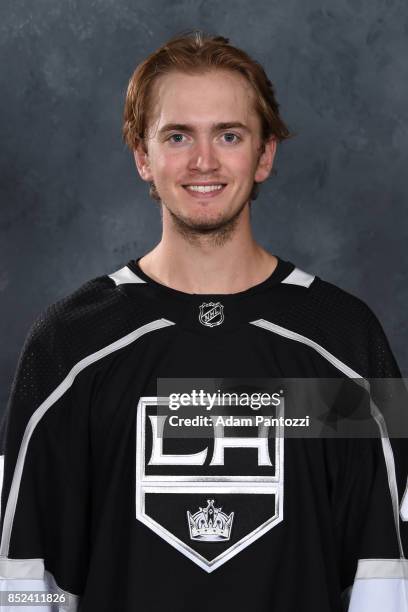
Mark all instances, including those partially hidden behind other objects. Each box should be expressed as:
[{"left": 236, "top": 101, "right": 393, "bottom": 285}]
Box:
[{"left": 0, "top": 256, "right": 407, "bottom": 611}]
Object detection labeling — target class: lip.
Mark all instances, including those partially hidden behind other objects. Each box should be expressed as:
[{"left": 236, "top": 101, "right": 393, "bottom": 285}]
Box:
[{"left": 182, "top": 183, "right": 227, "bottom": 199}]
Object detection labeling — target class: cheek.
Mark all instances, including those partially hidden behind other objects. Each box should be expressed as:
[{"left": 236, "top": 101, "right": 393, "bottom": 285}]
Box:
[
  {"left": 154, "top": 152, "right": 185, "bottom": 185},
  {"left": 223, "top": 141, "right": 257, "bottom": 166},
  {"left": 225, "top": 150, "right": 258, "bottom": 181}
]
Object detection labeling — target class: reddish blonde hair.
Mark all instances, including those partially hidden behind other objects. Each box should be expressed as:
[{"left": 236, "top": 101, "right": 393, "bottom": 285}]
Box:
[{"left": 122, "top": 30, "right": 293, "bottom": 200}]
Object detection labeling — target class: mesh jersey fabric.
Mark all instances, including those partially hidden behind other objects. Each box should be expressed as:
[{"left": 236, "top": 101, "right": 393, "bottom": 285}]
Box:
[{"left": 0, "top": 255, "right": 407, "bottom": 612}]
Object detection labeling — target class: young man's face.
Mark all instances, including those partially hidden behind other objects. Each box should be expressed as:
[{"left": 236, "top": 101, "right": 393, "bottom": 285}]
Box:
[{"left": 134, "top": 69, "right": 276, "bottom": 233}]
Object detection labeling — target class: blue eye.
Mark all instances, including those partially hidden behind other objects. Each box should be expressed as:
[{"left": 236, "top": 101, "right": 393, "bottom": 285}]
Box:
[
  {"left": 169, "top": 134, "right": 185, "bottom": 143},
  {"left": 167, "top": 132, "right": 241, "bottom": 145},
  {"left": 222, "top": 133, "right": 241, "bottom": 144}
]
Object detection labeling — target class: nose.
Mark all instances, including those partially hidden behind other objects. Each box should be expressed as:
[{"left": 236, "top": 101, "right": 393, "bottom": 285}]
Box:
[{"left": 188, "top": 137, "right": 220, "bottom": 173}]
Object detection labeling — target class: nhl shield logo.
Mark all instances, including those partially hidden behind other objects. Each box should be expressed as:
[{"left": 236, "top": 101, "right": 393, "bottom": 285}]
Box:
[
  {"left": 135, "top": 397, "right": 284, "bottom": 573},
  {"left": 199, "top": 302, "right": 224, "bottom": 327}
]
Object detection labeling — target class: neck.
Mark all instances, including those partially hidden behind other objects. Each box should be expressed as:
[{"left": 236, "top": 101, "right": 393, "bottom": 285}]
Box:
[{"left": 138, "top": 206, "right": 277, "bottom": 295}]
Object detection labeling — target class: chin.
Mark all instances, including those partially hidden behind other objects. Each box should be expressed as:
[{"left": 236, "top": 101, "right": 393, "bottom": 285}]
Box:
[{"left": 176, "top": 208, "right": 241, "bottom": 233}]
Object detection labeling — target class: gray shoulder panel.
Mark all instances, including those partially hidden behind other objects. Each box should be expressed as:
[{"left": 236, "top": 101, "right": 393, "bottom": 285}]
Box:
[
  {"left": 108, "top": 266, "right": 146, "bottom": 286},
  {"left": 281, "top": 267, "right": 315, "bottom": 288}
]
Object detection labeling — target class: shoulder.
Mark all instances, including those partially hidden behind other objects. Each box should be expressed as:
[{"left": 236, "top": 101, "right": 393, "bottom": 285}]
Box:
[
  {"left": 310, "top": 274, "right": 380, "bottom": 330},
  {"left": 0, "top": 263, "right": 159, "bottom": 452},
  {"left": 278, "top": 261, "right": 379, "bottom": 332},
  {"left": 277, "top": 262, "right": 400, "bottom": 378},
  {"left": 20, "top": 263, "right": 153, "bottom": 373},
  {"left": 2, "top": 263, "right": 157, "bottom": 429}
]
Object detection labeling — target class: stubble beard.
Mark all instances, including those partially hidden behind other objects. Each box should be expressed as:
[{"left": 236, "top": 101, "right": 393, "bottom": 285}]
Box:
[{"left": 159, "top": 196, "right": 251, "bottom": 248}]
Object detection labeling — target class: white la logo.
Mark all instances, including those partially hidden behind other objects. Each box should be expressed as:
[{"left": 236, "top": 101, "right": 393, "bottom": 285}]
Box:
[{"left": 135, "top": 397, "right": 284, "bottom": 573}]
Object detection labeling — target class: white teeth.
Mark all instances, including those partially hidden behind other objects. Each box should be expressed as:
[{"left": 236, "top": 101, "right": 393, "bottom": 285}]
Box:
[{"left": 185, "top": 184, "right": 224, "bottom": 193}]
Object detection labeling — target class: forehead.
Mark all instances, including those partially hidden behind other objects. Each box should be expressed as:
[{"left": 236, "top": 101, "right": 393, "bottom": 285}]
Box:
[{"left": 148, "top": 69, "right": 259, "bottom": 131}]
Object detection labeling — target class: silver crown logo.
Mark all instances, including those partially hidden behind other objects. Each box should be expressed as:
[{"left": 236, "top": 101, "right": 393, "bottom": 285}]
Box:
[{"left": 187, "top": 499, "right": 234, "bottom": 541}]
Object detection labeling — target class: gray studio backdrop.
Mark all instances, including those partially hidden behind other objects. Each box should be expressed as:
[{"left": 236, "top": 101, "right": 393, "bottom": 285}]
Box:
[{"left": 1, "top": 0, "right": 407, "bottom": 417}]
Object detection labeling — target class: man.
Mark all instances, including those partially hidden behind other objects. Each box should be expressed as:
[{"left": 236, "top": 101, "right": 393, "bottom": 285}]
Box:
[{"left": 0, "top": 30, "right": 407, "bottom": 611}]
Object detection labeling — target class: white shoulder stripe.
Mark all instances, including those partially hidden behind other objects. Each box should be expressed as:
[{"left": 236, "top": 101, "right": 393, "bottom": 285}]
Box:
[
  {"left": 250, "top": 319, "right": 360, "bottom": 377},
  {"left": 0, "top": 318, "right": 175, "bottom": 558},
  {"left": 108, "top": 265, "right": 146, "bottom": 285},
  {"left": 281, "top": 267, "right": 315, "bottom": 288},
  {"left": 250, "top": 318, "right": 405, "bottom": 559}
]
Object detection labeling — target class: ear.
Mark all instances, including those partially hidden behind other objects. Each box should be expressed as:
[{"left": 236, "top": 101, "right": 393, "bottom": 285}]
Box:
[
  {"left": 254, "top": 136, "right": 277, "bottom": 183},
  {"left": 133, "top": 142, "right": 154, "bottom": 182}
]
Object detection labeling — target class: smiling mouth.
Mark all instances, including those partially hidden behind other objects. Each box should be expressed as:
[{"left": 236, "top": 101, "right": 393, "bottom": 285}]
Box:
[{"left": 182, "top": 184, "right": 227, "bottom": 197}]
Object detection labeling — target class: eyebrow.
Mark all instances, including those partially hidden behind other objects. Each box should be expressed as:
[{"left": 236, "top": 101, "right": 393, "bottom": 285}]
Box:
[{"left": 157, "top": 122, "right": 250, "bottom": 137}]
